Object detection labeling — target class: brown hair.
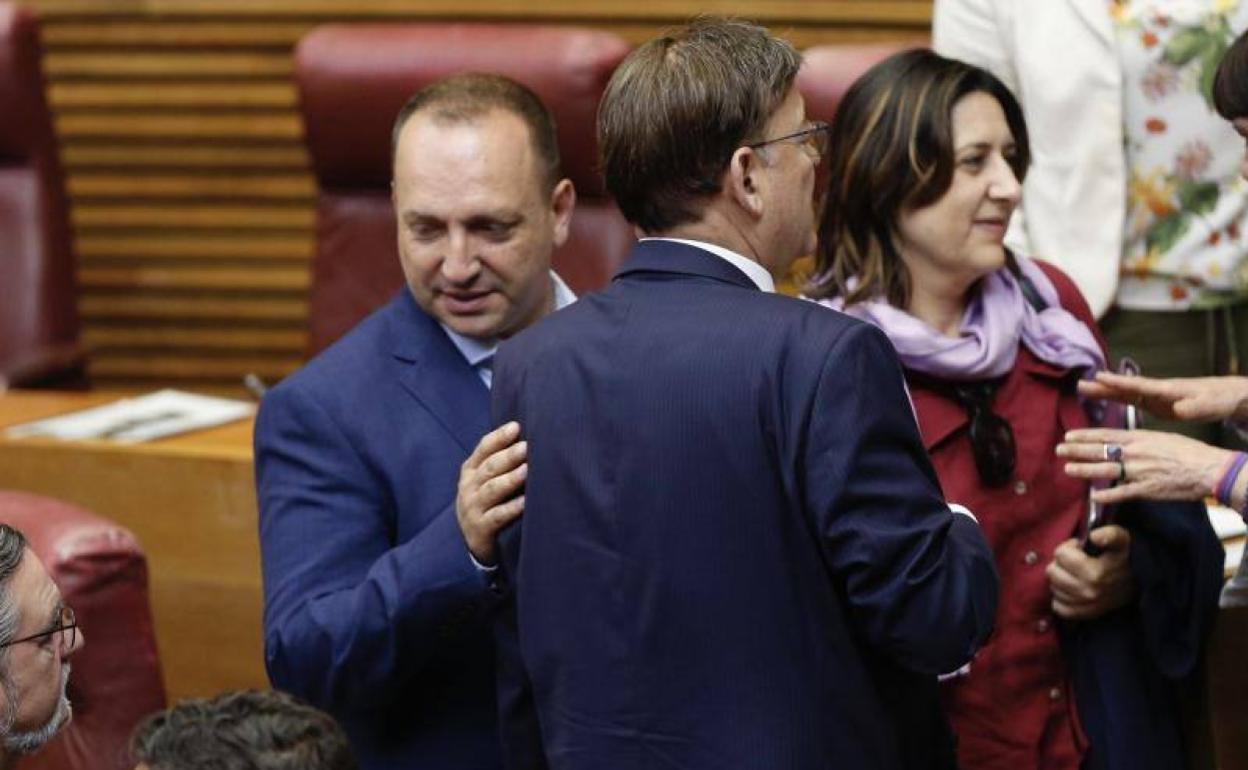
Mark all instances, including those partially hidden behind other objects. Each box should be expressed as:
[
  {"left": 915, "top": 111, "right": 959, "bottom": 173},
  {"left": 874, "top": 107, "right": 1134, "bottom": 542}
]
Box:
[
  {"left": 0, "top": 524, "right": 27, "bottom": 733},
  {"left": 130, "top": 690, "right": 357, "bottom": 770},
  {"left": 806, "top": 48, "right": 1030, "bottom": 307},
  {"left": 391, "top": 72, "right": 561, "bottom": 192},
  {"left": 1214, "top": 30, "right": 1248, "bottom": 121},
  {"left": 597, "top": 17, "right": 801, "bottom": 233}
]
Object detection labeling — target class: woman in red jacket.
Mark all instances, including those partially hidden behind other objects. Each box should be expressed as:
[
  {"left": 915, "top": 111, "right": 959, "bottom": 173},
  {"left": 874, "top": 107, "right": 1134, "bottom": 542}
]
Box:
[{"left": 805, "top": 49, "right": 1132, "bottom": 770}]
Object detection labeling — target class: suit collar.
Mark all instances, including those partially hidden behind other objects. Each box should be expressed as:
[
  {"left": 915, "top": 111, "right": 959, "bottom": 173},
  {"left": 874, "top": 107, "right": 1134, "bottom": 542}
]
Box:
[
  {"left": 386, "top": 290, "right": 490, "bottom": 453},
  {"left": 614, "top": 239, "right": 763, "bottom": 291}
]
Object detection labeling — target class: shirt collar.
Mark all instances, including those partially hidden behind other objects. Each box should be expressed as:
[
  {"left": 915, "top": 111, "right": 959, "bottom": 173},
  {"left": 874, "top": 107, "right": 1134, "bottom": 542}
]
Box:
[
  {"left": 639, "top": 237, "right": 775, "bottom": 293},
  {"left": 440, "top": 271, "right": 575, "bottom": 367}
]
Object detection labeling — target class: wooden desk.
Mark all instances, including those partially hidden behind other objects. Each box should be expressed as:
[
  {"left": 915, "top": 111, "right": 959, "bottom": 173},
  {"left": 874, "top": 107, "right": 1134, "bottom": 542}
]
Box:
[{"left": 0, "top": 390, "right": 264, "bottom": 701}]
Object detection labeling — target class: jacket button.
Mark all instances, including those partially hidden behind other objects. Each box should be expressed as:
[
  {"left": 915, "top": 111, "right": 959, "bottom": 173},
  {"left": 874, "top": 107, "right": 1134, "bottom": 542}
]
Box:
[
  {"left": 1014, "top": 480, "right": 1028, "bottom": 496},
  {"left": 1049, "top": 687, "right": 1063, "bottom": 701},
  {"left": 1036, "top": 618, "right": 1050, "bottom": 633},
  {"left": 1023, "top": 550, "right": 1039, "bottom": 566}
]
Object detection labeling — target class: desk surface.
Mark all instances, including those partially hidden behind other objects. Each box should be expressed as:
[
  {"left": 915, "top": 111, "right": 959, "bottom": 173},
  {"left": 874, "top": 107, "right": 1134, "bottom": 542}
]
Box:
[
  {"left": 0, "top": 390, "right": 254, "bottom": 459},
  {"left": 0, "top": 389, "right": 265, "bottom": 701}
]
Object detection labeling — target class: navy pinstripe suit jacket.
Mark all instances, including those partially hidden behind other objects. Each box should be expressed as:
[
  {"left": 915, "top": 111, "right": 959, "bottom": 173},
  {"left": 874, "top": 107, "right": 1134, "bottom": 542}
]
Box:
[{"left": 492, "top": 240, "right": 999, "bottom": 769}]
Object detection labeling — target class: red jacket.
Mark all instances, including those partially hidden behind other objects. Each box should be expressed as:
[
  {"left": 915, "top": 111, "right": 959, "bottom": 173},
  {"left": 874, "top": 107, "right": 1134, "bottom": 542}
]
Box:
[{"left": 906, "top": 262, "right": 1107, "bottom": 770}]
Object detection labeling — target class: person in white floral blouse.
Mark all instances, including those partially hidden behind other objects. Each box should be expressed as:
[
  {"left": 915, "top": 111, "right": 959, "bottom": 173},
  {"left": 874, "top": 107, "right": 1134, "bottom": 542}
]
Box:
[{"left": 935, "top": 0, "right": 1248, "bottom": 446}]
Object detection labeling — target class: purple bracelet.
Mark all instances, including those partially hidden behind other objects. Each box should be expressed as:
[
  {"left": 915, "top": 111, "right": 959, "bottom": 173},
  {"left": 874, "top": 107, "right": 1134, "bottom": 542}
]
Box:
[{"left": 1215, "top": 451, "right": 1248, "bottom": 506}]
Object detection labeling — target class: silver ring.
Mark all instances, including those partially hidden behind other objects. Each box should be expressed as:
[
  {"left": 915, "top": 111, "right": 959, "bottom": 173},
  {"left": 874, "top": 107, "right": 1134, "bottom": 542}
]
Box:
[
  {"left": 1117, "top": 460, "right": 1127, "bottom": 483},
  {"left": 1105, "top": 443, "right": 1124, "bottom": 463}
]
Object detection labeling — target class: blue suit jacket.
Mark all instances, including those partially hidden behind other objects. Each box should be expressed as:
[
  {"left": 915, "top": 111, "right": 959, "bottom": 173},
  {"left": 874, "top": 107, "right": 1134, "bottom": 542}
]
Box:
[
  {"left": 491, "top": 241, "right": 1000, "bottom": 770},
  {"left": 255, "top": 290, "right": 502, "bottom": 770}
]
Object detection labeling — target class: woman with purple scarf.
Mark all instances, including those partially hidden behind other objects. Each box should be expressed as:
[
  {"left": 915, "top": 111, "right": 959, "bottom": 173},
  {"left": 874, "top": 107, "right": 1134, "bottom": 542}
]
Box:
[{"left": 807, "top": 49, "right": 1222, "bottom": 770}]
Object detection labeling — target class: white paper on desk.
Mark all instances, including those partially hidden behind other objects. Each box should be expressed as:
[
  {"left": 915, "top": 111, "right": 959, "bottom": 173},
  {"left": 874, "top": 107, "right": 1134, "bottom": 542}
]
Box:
[
  {"left": 4, "top": 389, "right": 254, "bottom": 443},
  {"left": 1208, "top": 504, "right": 1246, "bottom": 576},
  {"left": 1208, "top": 504, "right": 1247, "bottom": 540}
]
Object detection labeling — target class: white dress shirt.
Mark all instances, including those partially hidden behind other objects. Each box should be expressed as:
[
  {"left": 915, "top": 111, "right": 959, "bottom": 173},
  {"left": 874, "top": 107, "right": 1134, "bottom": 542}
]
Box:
[{"left": 641, "top": 237, "right": 776, "bottom": 293}]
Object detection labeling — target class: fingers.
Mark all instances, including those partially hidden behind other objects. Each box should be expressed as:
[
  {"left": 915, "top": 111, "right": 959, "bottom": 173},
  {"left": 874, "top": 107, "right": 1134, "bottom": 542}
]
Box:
[
  {"left": 461, "top": 434, "right": 528, "bottom": 512},
  {"left": 457, "top": 422, "right": 528, "bottom": 565},
  {"left": 1059, "top": 427, "right": 1133, "bottom": 446},
  {"left": 1089, "top": 482, "right": 1149, "bottom": 505},
  {"left": 475, "top": 450, "right": 528, "bottom": 510},
  {"left": 1061, "top": 460, "right": 1121, "bottom": 481},
  {"left": 1091, "top": 371, "right": 1175, "bottom": 399},
  {"left": 1047, "top": 534, "right": 1131, "bottom": 619},
  {"left": 1051, "top": 539, "right": 1098, "bottom": 585},
  {"left": 1170, "top": 398, "right": 1210, "bottom": 421},
  {"left": 464, "top": 421, "right": 522, "bottom": 470},
  {"left": 1076, "top": 379, "right": 1119, "bottom": 401},
  {"left": 480, "top": 494, "right": 525, "bottom": 532},
  {"left": 1088, "top": 524, "right": 1130, "bottom": 552},
  {"left": 1047, "top": 546, "right": 1097, "bottom": 618}
]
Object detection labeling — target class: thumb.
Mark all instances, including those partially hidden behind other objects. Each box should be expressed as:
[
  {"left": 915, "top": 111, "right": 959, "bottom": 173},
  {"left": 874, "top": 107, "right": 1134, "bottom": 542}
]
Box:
[
  {"left": 1170, "top": 398, "right": 1204, "bottom": 420},
  {"left": 1089, "top": 525, "right": 1129, "bottom": 551}
]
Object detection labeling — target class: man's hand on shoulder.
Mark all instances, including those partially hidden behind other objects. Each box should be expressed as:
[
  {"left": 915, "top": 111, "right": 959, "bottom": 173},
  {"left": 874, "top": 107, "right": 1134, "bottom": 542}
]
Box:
[{"left": 456, "top": 421, "right": 528, "bottom": 567}]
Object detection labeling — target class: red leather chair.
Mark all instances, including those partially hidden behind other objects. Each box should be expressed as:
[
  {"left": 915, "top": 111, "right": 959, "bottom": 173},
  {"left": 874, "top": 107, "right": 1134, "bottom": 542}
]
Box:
[
  {"left": 796, "top": 42, "right": 920, "bottom": 127},
  {"left": 0, "top": 4, "right": 84, "bottom": 390},
  {"left": 0, "top": 491, "right": 166, "bottom": 770},
  {"left": 295, "top": 24, "right": 635, "bottom": 357}
]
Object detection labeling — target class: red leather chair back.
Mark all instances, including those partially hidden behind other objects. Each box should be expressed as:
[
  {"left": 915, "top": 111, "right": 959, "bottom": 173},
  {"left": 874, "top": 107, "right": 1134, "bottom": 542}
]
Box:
[
  {"left": 793, "top": 42, "right": 921, "bottom": 236},
  {"left": 796, "top": 42, "right": 919, "bottom": 127},
  {"left": 295, "top": 24, "right": 635, "bottom": 356},
  {"left": 0, "top": 4, "right": 81, "bottom": 386},
  {"left": 0, "top": 491, "right": 166, "bottom": 770}
]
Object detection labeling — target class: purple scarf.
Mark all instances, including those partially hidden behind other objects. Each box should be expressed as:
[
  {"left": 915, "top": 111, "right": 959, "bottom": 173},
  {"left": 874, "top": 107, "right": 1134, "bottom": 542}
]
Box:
[{"left": 814, "top": 256, "right": 1105, "bottom": 380}]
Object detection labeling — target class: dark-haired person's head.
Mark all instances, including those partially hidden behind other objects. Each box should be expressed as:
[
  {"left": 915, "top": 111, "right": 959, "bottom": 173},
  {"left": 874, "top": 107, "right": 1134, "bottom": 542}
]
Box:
[
  {"left": 598, "top": 17, "right": 819, "bottom": 276},
  {"left": 1214, "top": 29, "right": 1248, "bottom": 180},
  {"left": 130, "top": 690, "right": 356, "bottom": 770},
  {"left": 390, "top": 73, "right": 574, "bottom": 342},
  {"left": 0, "top": 523, "right": 84, "bottom": 768},
  {"left": 807, "top": 48, "right": 1030, "bottom": 310}
]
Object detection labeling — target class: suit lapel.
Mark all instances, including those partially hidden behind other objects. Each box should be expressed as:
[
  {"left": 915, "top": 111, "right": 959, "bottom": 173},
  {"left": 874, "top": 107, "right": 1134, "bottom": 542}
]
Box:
[{"left": 387, "top": 291, "right": 491, "bottom": 454}]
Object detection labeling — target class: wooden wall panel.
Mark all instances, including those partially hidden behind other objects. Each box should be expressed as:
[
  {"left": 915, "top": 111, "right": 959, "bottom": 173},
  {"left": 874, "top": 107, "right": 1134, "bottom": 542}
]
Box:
[{"left": 20, "top": 0, "right": 931, "bottom": 393}]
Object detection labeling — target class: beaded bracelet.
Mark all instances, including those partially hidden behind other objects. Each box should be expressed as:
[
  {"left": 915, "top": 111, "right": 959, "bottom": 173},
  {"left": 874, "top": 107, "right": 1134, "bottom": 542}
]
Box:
[{"left": 1215, "top": 451, "right": 1248, "bottom": 507}]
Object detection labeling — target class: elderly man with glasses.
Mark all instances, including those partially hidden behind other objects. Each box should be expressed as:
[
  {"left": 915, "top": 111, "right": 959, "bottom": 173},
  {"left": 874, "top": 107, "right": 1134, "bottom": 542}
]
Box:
[{"left": 0, "top": 523, "right": 83, "bottom": 769}]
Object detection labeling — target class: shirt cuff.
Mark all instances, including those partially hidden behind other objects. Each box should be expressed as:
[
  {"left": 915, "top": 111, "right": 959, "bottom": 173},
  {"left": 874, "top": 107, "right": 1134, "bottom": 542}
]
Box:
[
  {"left": 937, "top": 661, "right": 972, "bottom": 681},
  {"left": 468, "top": 551, "right": 499, "bottom": 575},
  {"left": 948, "top": 503, "right": 978, "bottom": 524}
]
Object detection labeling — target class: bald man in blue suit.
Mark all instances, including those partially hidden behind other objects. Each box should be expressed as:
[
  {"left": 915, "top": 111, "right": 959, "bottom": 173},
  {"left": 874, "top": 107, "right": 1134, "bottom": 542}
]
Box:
[{"left": 255, "top": 74, "right": 576, "bottom": 770}]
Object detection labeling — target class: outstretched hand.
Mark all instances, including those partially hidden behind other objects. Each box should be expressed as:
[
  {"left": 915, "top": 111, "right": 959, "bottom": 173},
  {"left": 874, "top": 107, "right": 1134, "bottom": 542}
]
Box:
[
  {"left": 456, "top": 421, "right": 527, "bottom": 566},
  {"left": 1056, "top": 427, "right": 1230, "bottom": 505},
  {"left": 1078, "top": 371, "right": 1248, "bottom": 424}
]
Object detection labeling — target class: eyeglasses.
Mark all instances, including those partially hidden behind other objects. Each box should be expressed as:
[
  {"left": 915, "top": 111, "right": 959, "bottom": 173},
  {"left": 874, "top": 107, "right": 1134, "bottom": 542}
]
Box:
[
  {"left": 747, "top": 121, "right": 831, "bottom": 159},
  {"left": 0, "top": 606, "right": 77, "bottom": 655},
  {"left": 955, "top": 382, "right": 1016, "bottom": 488}
]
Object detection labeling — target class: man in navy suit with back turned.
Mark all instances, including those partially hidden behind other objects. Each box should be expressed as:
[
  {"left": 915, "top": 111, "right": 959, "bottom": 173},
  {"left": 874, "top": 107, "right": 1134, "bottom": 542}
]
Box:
[
  {"left": 254, "top": 74, "right": 573, "bottom": 769},
  {"left": 491, "top": 19, "right": 1001, "bottom": 769}
]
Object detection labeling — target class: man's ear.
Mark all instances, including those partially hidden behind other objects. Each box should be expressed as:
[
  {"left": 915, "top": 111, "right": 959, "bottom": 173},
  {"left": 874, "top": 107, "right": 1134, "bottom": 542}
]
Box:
[
  {"left": 549, "top": 178, "right": 576, "bottom": 248},
  {"left": 726, "top": 146, "right": 765, "bottom": 221}
]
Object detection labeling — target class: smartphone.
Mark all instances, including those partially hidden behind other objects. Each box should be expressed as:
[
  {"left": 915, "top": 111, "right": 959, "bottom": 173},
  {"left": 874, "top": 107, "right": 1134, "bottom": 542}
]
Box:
[{"left": 1083, "top": 357, "right": 1141, "bottom": 555}]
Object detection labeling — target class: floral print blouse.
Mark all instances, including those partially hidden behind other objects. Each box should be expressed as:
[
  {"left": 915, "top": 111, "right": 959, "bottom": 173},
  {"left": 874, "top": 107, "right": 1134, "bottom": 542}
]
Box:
[{"left": 1112, "top": 0, "right": 1248, "bottom": 310}]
